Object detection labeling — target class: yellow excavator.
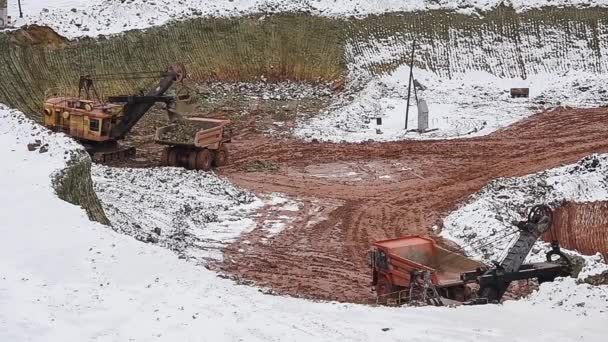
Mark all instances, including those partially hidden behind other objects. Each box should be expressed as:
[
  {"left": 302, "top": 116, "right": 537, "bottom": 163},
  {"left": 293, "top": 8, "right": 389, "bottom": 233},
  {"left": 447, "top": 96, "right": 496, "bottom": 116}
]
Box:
[{"left": 42, "top": 63, "right": 188, "bottom": 162}]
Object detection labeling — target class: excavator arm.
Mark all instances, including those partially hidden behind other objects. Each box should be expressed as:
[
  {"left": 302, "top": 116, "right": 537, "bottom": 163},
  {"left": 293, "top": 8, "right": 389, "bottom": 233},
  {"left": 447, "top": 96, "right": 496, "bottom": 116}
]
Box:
[
  {"left": 108, "top": 63, "right": 186, "bottom": 140},
  {"left": 462, "top": 205, "right": 573, "bottom": 304}
]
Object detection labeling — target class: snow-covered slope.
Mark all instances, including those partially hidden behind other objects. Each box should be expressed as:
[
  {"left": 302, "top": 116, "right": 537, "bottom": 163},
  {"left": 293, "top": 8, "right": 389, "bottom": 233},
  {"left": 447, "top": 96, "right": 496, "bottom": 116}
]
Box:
[
  {"left": 91, "top": 166, "right": 301, "bottom": 263},
  {"left": 6, "top": 0, "right": 608, "bottom": 39},
  {"left": 92, "top": 165, "right": 262, "bottom": 263},
  {"left": 293, "top": 23, "right": 608, "bottom": 143},
  {"left": 2, "top": 106, "right": 607, "bottom": 340},
  {"left": 294, "top": 66, "right": 608, "bottom": 142}
]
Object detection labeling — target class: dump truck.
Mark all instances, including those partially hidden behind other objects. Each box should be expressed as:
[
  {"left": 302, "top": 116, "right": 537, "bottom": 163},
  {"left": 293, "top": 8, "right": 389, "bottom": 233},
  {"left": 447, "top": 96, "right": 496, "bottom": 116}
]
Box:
[
  {"left": 369, "top": 205, "right": 573, "bottom": 306},
  {"left": 369, "top": 236, "right": 482, "bottom": 304},
  {"left": 155, "top": 117, "right": 232, "bottom": 171}
]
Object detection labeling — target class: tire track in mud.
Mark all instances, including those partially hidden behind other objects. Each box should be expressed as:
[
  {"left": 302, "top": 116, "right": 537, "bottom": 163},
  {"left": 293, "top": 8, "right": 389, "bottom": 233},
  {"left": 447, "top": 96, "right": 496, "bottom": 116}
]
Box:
[{"left": 217, "top": 107, "right": 608, "bottom": 303}]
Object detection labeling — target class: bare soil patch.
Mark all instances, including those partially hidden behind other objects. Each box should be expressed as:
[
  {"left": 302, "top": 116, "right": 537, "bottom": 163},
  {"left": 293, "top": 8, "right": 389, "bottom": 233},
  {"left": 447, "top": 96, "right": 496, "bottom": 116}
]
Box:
[{"left": 215, "top": 107, "right": 608, "bottom": 303}]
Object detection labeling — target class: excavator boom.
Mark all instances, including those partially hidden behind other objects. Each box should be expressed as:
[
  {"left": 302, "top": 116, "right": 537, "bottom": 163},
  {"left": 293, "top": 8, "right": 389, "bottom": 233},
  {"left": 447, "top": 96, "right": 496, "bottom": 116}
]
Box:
[
  {"left": 109, "top": 64, "right": 186, "bottom": 139},
  {"left": 464, "top": 205, "right": 573, "bottom": 303}
]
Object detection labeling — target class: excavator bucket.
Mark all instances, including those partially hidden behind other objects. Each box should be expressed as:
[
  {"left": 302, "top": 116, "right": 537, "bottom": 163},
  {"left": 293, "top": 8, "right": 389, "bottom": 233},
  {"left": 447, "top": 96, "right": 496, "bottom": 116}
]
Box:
[
  {"left": 167, "top": 108, "right": 184, "bottom": 123},
  {"left": 174, "top": 83, "right": 197, "bottom": 115}
]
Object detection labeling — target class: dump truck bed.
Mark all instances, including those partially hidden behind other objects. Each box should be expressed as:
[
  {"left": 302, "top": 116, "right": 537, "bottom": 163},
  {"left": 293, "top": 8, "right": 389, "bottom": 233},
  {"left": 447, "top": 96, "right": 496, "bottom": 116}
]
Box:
[
  {"left": 373, "top": 236, "right": 482, "bottom": 287},
  {"left": 155, "top": 117, "right": 231, "bottom": 148}
]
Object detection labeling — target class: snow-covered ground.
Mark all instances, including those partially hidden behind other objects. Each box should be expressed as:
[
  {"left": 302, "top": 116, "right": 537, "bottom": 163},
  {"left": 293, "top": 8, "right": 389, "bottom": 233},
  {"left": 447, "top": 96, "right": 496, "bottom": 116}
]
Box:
[
  {"left": 92, "top": 165, "right": 262, "bottom": 263},
  {"left": 6, "top": 0, "right": 608, "bottom": 38},
  {"left": 2, "top": 105, "right": 608, "bottom": 340},
  {"left": 441, "top": 154, "right": 608, "bottom": 278},
  {"left": 292, "top": 19, "right": 608, "bottom": 142},
  {"left": 92, "top": 166, "right": 303, "bottom": 262},
  {"left": 295, "top": 65, "right": 608, "bottom": 142}
]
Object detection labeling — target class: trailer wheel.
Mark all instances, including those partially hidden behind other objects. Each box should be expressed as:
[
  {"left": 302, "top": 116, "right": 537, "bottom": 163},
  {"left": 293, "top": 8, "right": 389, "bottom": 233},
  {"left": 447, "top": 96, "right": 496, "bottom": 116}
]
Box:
[
  {"left": 213, "top": 145, "right": 229, "bottom": 167},
  {"left": 196, "top": 149, "right": 213, "bottom": 171}
]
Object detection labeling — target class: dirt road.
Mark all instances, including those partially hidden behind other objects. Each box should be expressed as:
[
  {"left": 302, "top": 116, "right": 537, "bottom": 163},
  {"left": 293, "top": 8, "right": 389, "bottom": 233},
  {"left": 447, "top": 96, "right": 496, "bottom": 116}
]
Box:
[{"left": 217, "top": 107, "right": 608, "bottom": 303}]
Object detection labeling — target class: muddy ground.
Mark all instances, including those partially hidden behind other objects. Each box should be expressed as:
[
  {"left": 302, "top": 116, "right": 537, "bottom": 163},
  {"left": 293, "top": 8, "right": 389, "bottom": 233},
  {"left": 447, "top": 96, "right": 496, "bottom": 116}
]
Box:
[
  {"left": 216, "top": 106, "right": 608, "bottom": 303},
  {"left": 108, "top": 85, "right": 608, "bottom": 304}
]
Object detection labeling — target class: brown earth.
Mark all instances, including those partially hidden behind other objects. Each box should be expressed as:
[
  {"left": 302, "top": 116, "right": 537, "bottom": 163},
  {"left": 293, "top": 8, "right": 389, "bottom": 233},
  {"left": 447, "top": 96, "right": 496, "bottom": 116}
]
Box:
[
  {"left": 9, "top": 25, "right": 69, "bottom": 49},
  {"left": 549, "top": 201, "right": 608, "bottom": 260},
  {"left": 211, "top": 107, "right": 608, "bottom": 304}
]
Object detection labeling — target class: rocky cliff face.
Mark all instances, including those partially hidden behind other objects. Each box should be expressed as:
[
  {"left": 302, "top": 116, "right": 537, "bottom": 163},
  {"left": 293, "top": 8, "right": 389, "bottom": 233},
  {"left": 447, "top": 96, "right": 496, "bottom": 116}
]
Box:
[
  {"left": 53, "top": 150, "right": 110, "bottom": 225},
  {"left": 1, "top": 7, "right": 608, "bottom": 120}
]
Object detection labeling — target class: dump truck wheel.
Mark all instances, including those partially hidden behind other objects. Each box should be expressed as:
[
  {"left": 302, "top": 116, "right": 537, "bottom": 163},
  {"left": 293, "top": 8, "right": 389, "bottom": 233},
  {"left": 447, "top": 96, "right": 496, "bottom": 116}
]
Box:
[
  {"left": 188, "top": 151, "right": 199, "bottom": 170},
  {"left": 213, "top": 145, "right": 229, "bottom": 167},
  {"left": 160, "top": 147, "right": 171, "bottom": 166},
  {"left": 168, "top": 148, "right": 178, "bottom": 167},
  {"left": 196, "top": 149, "right": 213, "bottom": 171}
]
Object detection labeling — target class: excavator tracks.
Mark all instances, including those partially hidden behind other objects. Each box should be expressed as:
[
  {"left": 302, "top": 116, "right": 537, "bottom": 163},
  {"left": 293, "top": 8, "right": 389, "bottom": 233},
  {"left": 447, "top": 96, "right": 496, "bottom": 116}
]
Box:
[{"left": 90, "top": 146, "right": 136, "bottom": 163}]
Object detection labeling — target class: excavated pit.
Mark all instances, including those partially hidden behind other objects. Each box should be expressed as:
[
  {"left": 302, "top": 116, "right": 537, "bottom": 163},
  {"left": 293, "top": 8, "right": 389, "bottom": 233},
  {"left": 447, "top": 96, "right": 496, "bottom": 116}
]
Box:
[{"left": 2, "top": 7, "right": 608, "bottom": 304}]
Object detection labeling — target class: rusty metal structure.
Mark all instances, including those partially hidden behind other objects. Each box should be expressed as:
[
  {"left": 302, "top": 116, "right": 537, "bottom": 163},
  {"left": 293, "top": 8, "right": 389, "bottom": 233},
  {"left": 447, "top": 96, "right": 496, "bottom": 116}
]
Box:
[
  {"left": 370, "top": 205, "right": 573, "bottom": 306},
  {"left": 43, "top": 64, "right": 186, "bottom": 162}
]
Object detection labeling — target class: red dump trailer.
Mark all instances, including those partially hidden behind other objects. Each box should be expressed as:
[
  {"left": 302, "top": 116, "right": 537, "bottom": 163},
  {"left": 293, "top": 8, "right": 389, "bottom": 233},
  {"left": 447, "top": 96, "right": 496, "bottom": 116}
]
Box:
[
  {"left": 369, "top": 236, "right": 482, "bottom": 304},
  {"left": 369, "top": 207, "right": 574, "bottom": 306}
]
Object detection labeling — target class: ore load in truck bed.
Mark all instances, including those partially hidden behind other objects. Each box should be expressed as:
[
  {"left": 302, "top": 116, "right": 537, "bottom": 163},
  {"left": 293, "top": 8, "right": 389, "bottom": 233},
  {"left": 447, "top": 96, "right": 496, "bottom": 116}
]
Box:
[{"left": 156, "top": 119, "right": 222, "bottom": 145}]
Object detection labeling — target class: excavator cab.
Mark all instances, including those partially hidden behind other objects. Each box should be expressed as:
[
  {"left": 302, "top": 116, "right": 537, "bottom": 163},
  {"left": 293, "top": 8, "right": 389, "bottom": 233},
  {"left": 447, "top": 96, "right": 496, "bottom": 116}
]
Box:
[
  {"left": 42, "top": 63, "right": 187, "bottom": 162},
  {"left": 43, "top": 96, "right": 123, "bottom": 143}
]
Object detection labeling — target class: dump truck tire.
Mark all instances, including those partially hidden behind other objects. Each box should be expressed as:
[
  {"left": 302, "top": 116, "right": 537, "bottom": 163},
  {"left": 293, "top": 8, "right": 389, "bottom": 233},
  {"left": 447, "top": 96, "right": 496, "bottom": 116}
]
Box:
[
  {"left": 168, "top": 148, "right": 178, "bottom": 167},
  {"left": 196, "top": 149, "right": 213, "bottom": 171},
  {"left": 213, "top": 145, "right": 229, "bottom": 167},
  {"left": 188, "top": 151, "right": 198, "bottom": 170},
  {"left": 160, "top": 147, "right": 171, "bottom": 166}
]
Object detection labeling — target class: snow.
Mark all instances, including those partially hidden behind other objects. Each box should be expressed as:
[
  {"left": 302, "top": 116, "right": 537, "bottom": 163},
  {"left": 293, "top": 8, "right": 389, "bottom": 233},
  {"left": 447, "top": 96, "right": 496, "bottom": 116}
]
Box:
[
  {"left": 6, "top": 0, "right": 608, "bottom": 39},
  {"left": 258, "top": 194, "right": 302, "bottom": 239},
  {"left": 522, "top": 277, "right": 608, "bottom": 315},
  {"left": 442, "top": 154, "right": 608, "bottom": 278},
  {"left": 92, "top": 165, "right": 263, "bottom": 263},
  {"left": 294, "top": 27, "right": 608, "bottom": 142},
  {"left": 294, "top": 65, "right": 608, "bottom": 143},
  {"left": 92, "top": 169, "right": 303, "bottom": 255},
  {"left": 1, "top": 0, "right": 607, "bottom": 337},
  {"left": 0, "top": 104, "right": 83, "bottom": 167},
  {"left": 2, "top": 105, "right": 608, "bottom": 340}
]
